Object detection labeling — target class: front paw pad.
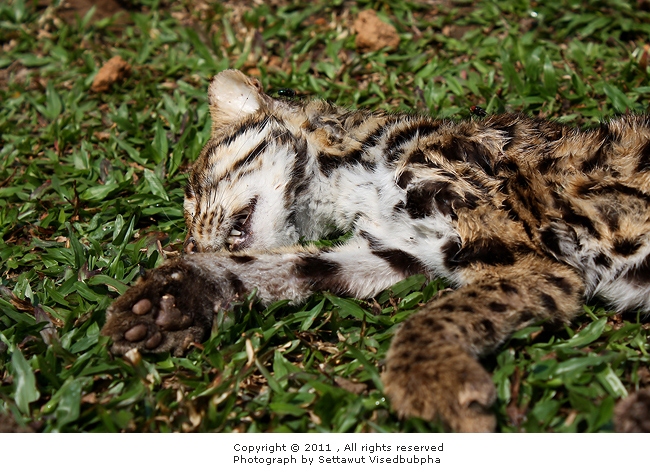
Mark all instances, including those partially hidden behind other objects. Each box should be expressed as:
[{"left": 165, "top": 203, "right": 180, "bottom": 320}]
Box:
[
  {"left": 102, "top": 262, "right": 215, "bottom": 356},
  {"left": 117, "top": 295, "right": 191, "bottom": 349}
]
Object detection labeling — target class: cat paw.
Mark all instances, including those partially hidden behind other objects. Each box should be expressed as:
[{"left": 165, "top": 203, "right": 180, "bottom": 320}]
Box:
[
  {"left": 102, "top": 260, "right": 218, "bottom": 356},
  {"left": 382, "top": 345, "right": 497, "bottom": 432}
]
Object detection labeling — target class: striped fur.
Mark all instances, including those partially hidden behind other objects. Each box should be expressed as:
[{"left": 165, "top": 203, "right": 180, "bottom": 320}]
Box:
[{"left": 103, "top": 70, "right": 650, "bottom": 431}]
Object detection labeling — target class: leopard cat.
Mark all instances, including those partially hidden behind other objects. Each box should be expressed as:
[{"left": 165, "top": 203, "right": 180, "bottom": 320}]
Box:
[{"left": 102, "top": 69, "right": 650, "bottom": 432}]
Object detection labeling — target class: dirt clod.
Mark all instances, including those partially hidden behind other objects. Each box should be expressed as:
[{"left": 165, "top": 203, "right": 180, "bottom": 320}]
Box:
[
  {"left": 353, "top": 10, "right": 400, "bottom": 52},
  {"left": 91, "top": 56, "right": 131, "bottom": 93}
]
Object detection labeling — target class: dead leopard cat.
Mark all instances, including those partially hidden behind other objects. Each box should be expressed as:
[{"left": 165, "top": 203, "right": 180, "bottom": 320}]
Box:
[{"left": 103, "top": 69, "right": 650, "bottom": 432}]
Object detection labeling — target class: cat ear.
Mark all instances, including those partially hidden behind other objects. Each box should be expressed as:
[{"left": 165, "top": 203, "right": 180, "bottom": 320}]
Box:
[{"left": 208, "top": 70, "right": 267, "bottom": 127}]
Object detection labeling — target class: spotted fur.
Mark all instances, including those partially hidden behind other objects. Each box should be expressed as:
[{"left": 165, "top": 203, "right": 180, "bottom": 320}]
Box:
[{"left": 103, "top": 70, "right": 650, "bottom": 431}]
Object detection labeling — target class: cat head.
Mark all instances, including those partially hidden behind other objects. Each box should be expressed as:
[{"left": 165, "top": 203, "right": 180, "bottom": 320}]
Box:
[{"left": 183, "top": 70, "right": 307, "bottom": 254}]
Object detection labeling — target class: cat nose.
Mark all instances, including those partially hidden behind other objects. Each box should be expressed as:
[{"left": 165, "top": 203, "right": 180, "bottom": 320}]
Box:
[{"left": 184, "top": 236, "right": 197, "bottom": 254}]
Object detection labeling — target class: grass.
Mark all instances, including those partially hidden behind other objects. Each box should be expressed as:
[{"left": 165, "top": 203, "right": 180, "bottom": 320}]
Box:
[{"left": 1, "top": 0, "right": 649, "bottom": 433}]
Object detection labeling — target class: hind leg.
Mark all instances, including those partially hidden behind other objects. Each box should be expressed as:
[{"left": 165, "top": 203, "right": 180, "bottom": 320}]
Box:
[{"left": 383, "top": 259, "right": 584, "bottom": 431}]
